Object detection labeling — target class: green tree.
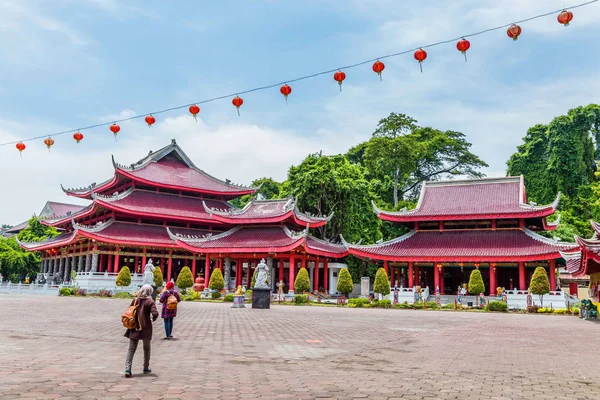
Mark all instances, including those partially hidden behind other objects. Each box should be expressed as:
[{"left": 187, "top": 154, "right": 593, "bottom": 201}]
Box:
[
  {"left": 153, "top": 267, "right": 164, "bottom": 287},
  {"left": 176, "top": 266, "right": 194, "bottom": 291},
  {"left": 373, "top": 267, "right": 390, "bottom": 297},
  {"left": 115, "top": 266, "right": 132, "bottom": 287},
  {"left": 529, "top": 266, "right": 551, "bottom": 307},
  {"left": 294, "top": 267, "right": 311, "bottom": 294},
  {"left": 209, "top": 268, "right": 224, "bottom": 291},
  {"left": 468, "top": 270, "right": 485, "bottom": 296},
  {"left": 230, "top": 177, "right": 282, "bottom": 208},
  {"left": 17, "top": 217, "right": 59, "bottom": 243},
  {"left": 336, "top": 268, "right": 354, "bottom": 297}
]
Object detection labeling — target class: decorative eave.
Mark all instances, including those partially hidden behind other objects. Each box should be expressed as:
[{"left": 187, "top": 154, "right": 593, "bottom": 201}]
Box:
[
  {"left": 167, "top": 225, "right": 243, "bottom": 243},
  {"left": 560, "top": 248, "right": 583, "bottom": 275},
  {"left": 590, "top": 220, "right": 600, "bottom": 235},
  {"left": 542, "top": 214, "right": 561, "bottom": 231},
  {"left": 341, "top": 231, "right": 416, "bottom": 250},
  {"left": 72, "top": 217, "right": 115, "bottom": 233},
  {"left": 304, "top": 235, "right": 349, "bottom": 258},
  {"left": 17, "top": 231, "right": 79, "bottom": 251},
  {"left": 90, "top": 186, "right": 135, "bottom": 202},
  {"left": 38, "top": 203, "right": 96, "bottom": 227},
  {"left": 60, "top": 175, "right": 118, "bottom": 199},
  {"left": 521, "top": 227, "right": 576, "bottom": 247},
  {"left": 518, "top": 191, "right": 561, "bottom": 212}
]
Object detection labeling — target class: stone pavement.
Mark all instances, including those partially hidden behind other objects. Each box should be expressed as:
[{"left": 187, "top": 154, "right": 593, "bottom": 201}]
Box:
[{"left": 0, "top": 295, "right": 599, "bottom": 400}]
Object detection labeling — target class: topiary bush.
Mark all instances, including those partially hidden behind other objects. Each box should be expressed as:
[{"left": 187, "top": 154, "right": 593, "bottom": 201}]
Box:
[
  {"left": 425, "top": 301, "right": 439, "bottom": 309},
  {"left": 153, "top": 267, "right": 164, "bottom": 287},
  {"left": 412, "top": 301, "right": 424, "bottom": 309},
  {"left": 529, "top": 266, "right": 550, "bottom": 307},
  {"left": 211, "top": 291, "right": 222, "bottom": 299},
  {"left": 348, "top": 298, "right": 370, "bottom": 308},
  {"left": 294, "top": 294, "right": 309, "bottom": 304},
  {"left": 294, "top": 267, "right": 311, "bottom": 294},
  {"left": 373, "top": 267, "right": 390, "bottom": 297},
  {"left": 176, "top": 266, "right": 194, "bottom": 291},
  {"left": 336, "top": 268, "right": 354, "bottom": 297},
  {"left": 59, "top": 287, "right": 72, "bottom": 296},
  {"left": 115, "top": 266, "right": 132, "bottom": 287},
  {"left": 487, "top": 300, "right": 508, "bottom": 312},
  {"left": 115, "top": 292, "right": 132, "bottom": 299},
  {"left": 468, "top": 269, "right": 485, "bottom": 295},
  {"left": 209, "top": 268, "right": 224, "bottom": 291},
  {"left": 223, "top": 294, "right": 234, "bottom": 302},
  {"left": 375, "top": 299, "right": 392, "bottom": 309}
]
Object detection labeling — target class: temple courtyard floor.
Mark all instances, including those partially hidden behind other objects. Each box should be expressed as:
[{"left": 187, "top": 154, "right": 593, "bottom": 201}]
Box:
[{"left": 1, "top": 295, "right": 599, "bottom": 400}]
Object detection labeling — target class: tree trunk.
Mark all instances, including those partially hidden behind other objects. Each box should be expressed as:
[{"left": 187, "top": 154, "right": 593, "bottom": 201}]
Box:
[{"left": 393, "top": 168, "right": 399, "bottom": 207}]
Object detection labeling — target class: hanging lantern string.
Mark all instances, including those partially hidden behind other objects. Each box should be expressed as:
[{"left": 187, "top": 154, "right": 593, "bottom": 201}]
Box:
[{"left": 0, "top": 0, "right": 596, "bottom": 148}]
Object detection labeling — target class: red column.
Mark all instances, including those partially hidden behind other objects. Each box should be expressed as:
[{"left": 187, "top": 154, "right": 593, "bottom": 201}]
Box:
[
  {"left": 167, "top": 250, "right": 173, "bottom": 282},
  {"left": 205, "top": 255, "right": 210, "bottom": 282},
  {"left": 192, "top": 257, "right": 197, "bottom": 277},
  {"left": 408, "top": 262, "right": 414, "bottom": 287},
  {"left": 314, "top": 259, "right": 320, "bottom": 292},
  {"left": 289, "top": 255, "right": 296, "bottom": 292},
  {"left": 134, "top": 255, "right": 140, "bottom": 274},
  {"left": 107, "top": 254, "right": 113, "bottom": 274},
  {"left": 279, "top": 258, "right": 284, "bottom": 283},
  {"left": 489, "top": 263, "right": 496, "bottom": 296},
  {"left": 383, "top": 260, "right": 389, "bottom": 275},
  {"left": 301, "top": 254, "right": 307, "bottom": 270},
  {"left": 434, "top": 265, "right": 440, "bottom": 292},
  {"left": 323, "top": 259, "right": 328, "bottom": 293},
  {"left": 141, "top": 247, "right": 147, "bottom": 270},
  {"left": 113, "top": 247, "right": 120, "bottom": 273},
  {"left": 246, "top": 261, "right": 252, "bottom": 288},
  {"left": 519, "top": 262, "right": 526, "bottom": 290},
  {"left": 219, "top": 258, "right": 223, "bottom": 272},
  {"left": 549, "top": 260, "right": 556, "bottom": 291},
  {"left": 440, "top": 266, "right": 445, "bottom": 294}
]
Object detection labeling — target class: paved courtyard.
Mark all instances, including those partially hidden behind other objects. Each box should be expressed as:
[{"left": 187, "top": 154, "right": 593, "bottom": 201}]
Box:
[{"left": 0, "top": 295, "right": 599, "bottom": 400}]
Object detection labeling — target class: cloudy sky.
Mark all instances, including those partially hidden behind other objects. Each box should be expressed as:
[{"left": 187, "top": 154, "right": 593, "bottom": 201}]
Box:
[{"left": 0, "top": 0, "right": 599, "bottom": 225}]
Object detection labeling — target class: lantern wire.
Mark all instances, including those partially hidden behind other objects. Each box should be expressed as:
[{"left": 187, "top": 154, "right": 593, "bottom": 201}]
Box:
[{"left": 0, "top": 0, "right": 597, "bottom": 148}]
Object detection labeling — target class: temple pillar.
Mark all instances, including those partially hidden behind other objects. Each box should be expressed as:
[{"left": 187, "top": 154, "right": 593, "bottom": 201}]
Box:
[
  {"left": 279, "top": 258, "right": 284, "bottom": 283},
  {"left": 91, "top": 247, "right": 99, "bottom": 273},
  {"left": 408, "top": 262, "right": 414, "bottom": 287},
  {"left": 224, "top": 257, "right": 232, "bottom": 291},
  {"left": 314, "top": 258, "right": 320, "bottom": 292},
  {"left": 134, "top": 256, "right": 140, "bottom": 274},
  {"left": 549, "top": 260, "right": 556, "bottom": 291},
  {"left": 192, "top": 257, "right": 197, "bottom": 277},
  {"left": 166, "top": 250, "right": 173, "bottom": 282},
  {"left": 518, "top": 262, "right": 526, "bottom": 290},
  {"left": 219, "top": 258, "right": 223, "bottom": 273},
  {"left": 289, "top": 255, "right": 296, "bottom": 293},
  {"left": 490, "top": 263, "right": 497, "bottom": 296},
  {"left": 323, "top": 259, "right": 328, "bottom": 294},
  {"left": 86, "top": 253, "right": 92, "bottom": 272},
  {"left": 205, "top": 255, "right": 210, "bottom": 283},
  {"left": 434, "top": 264, "right": 441, "bottom": 293},
  {"left": 58, "top": 257, "right": 65, "bottom": 281},
  {"left": 235, "top": 260, "right": 242, "bottom": 288},
  {"left": 309, "top": 262, "right": 314, "bottom": 288},
  {"left": 141, "top": 248, "right": 147, "bottom": 270},
  {"left": 440, "top": 266, "right": 445, "bottom": 294},
  {"left": 107, "top": 254, "right": 113, "bottom": 274},
  {"left": 266, "top": 257, "right": 273, "bottom": 290},
  {"left": 246, "top": 261, "right": 252, "bottom": 288},
  {"left": 383, "top": 260, "right": 389, "bottom": 275},
  {"left": 114, "top": 247, "right": 120, "bottom": 274},
  {"left": 78, "top": 254, "right": 84, "bottom": 273},
  {"left": 301, "top": 254, "right": 307, "bottom": 271}
]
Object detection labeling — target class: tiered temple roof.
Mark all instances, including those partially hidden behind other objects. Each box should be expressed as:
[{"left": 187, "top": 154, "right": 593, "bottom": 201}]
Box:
[{"left": 560, "top": 220, "right": 600, "bottom": 276}]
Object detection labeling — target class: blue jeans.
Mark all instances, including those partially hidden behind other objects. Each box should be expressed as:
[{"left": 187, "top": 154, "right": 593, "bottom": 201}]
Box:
[{"left": 163, "top": 317, "right": 174, "bottom": 337}]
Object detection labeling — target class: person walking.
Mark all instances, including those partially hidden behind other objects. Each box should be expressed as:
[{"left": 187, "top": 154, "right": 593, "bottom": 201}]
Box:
[
  {"left": 159, "top": 281, "right": 181, "bottom": 339},
  {"left": 124, "top": 284, "right": 158, "bottom": 378}
]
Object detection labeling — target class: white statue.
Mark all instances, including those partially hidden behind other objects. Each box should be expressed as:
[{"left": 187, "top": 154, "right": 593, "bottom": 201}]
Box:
[
  {"left": 254, "top": 259, "right": 269, "bottom": 289},
  {"left": 142, "top": 259, "right": 155, "bottom": 286}
]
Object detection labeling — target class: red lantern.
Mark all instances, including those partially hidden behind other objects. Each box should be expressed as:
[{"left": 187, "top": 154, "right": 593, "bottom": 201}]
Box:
[
  {"left": 557, "top": 10, "right": 573, "bottom": 26},
  {"left": 280, "top": 84, "right": 292, "bottom": 104},
  {"left": 333, "top": 70, "right": 346, "bottom": 91},
  {"left": 73, "top": 131, "right": 84, "bottom": 143},
  {"left": 232, "top": 96, "right": 243, "bottom": 116},
  {"left": 414, "top": 48, "right": 427, "bottom": 72},
  {"left": 43, "top": 137, "right": 54, "bottom": 152},
  {"left": 372, "top": 60, "right": 385, "bottom": 81},
  {"left": 145, "top": 115, "right": 156, "bottom": 127},
  {"left": 110, "top": 123, "right": 120, "bottom": 141},
  {"left": 456, "top": 38, "right": 470, "bottom": 62},
  {"left": 189, "top": 104, "right": 200, "bottom": 121},
  {"left": 16, "top": 142, "right": 25, "bottom": 155},
  {"left": 507, "top": 24, "right": 522, "bottom": 41}
]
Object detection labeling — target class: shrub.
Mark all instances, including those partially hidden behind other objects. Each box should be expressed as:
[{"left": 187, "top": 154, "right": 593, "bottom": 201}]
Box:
[
  {"left": 527, "top": 304, "right": 539, "bottom": 313},
  {"left": 376, "top": 299, "right": 392, "bottom": 309},
  {"left": 115, "top": 292, "right": 131, "bottom": 299},
  {"left": 176, "top": 267, "right": 194, "bottom": 291},
  {"left": 211, "top": 291, "right": 222, "bottom": 299},
  {"left": 223, "top": 294, "right": 234, "bottom": 302},
  {"left": 442, "top": 303, "right": 455, "bottom": 310},
  {"left": 468, "top": 269, "right": 485, "bottom": 295},
  {"left": 529, "top": 266, "right": 550, "bottom": 307},
  {"left": 412, "top": 301, "right": 424, "bottom": 309},
  {"left": 348, "top": 298, "right": 370, "bottom": 308},
  {"left": 153, "top": 267, "right": 164, "bottom": 287},
  {"left": 487, "top": 300, "right": 508, "bottom": 312},
  {"left": 425, "top": 301, "right": 439, "bottom": 309},
  {"left": 571, "top": 307, "right": 580, "bottom": 315},
  {"left": 98, "top": 289, "right": 113, "bottom": 298},
  {"left": 336, "top": 268, "right": 354, "bottom": 297},
  {"left": 294, "top": 294, "right": 309, "bottom": 304},
  {"left": 394, "top": 303, "right": 410, "bottom": 309},
  {"left": 245, "top": 289, "right": 252, "bottom": 299},
  {"left": 553, "top": 308, "right": 566, "bottom": 314},
  {"left": 74, "top": 288, "right": 87, "bottom": 296},
  {"left": 537, "top": 307, "right": 552, "bottom": 314},
  {"left": 115, "top": 266, "right": 132, "bottom": 287},
  {"left": 59, "top": 287, "right": 72, "bottom": 296},
  {"left": 294, "top": 267, "right": 311, "bottom": 294},
  {"left": 181, "top": 292, "right": 196, "bottom": 301},
  {"left": 373, "top": 268, "right": 391, "bottom": 296},
  {"left": 209, "top": 268, "right": 224, "bottom": 291}
]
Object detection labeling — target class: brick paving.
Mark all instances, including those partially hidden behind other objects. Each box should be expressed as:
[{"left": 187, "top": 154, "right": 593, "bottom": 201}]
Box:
[{"left": 0, "top": 295, "right": 599, "bottom": 400}]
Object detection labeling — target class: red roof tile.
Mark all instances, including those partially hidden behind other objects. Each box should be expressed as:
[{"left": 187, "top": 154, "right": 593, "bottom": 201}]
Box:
[
  {"left": 93, "top": 188, "right": 231, "bottom": 223},
  {"left": 347, "top": 229, "right": 577, "bottom": 262},
  {"left": 374, "top": 176, "right": 560, "bottom": 222},
  {"left": 305, "top": 236, "right": 348, "bottom": 257},
  {"left": 46, "top": 202, "right": 87, "bottom": 217},
  {"left": 17, "top": 231, "right": 79, "bottom": 251}
]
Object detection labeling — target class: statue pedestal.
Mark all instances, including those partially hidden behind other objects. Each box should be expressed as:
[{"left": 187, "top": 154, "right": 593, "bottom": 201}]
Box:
[
  {"left": 232, "top": 295, "right": 245, "bottom": 308},
  {"left": 252, "top": 288, "right": 271, "bottom": 309}
]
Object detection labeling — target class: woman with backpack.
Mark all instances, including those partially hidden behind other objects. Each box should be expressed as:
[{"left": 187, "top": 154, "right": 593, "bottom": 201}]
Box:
[
  {"left": 123, "top": 284, "right": 158, "bottom": 378},
  {"left": 159, "top": 281, "right": 181, "bottom": 339}
]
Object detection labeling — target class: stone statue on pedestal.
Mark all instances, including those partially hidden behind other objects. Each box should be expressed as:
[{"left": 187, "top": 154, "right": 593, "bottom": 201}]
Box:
[
  {"left": 142, "top": 259, "right": 155, "bottom": 286},
  {"left": 254, "top": 259, "right": 269, "bottom": 289}
]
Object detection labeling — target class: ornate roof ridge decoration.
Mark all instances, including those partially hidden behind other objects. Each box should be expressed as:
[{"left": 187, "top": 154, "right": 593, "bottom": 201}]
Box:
[
  {"left": 202, "top": 200, "right": 237, "bottom": 216},
  {"left": 590, "top": 219, "right": 600, "bottom": 235},
  {"left": 425, "top": 175, "right": 522, "bottom": 188},
  {"left": 306, "top": 234, "right": 347, "bottom": 247},
  {"left": 91, "top": 186, "right": 135, "bottom": 202},
  {"left": 112, "top": 139, "right": 257, "bottom": 190},
  {"left": 61, "top": 182, "right": 97, "bottom": 194},
  {"left": 294, "top": 206, "right": 334, "bottom": 222},
  {"left": 15, "top": 230, "right": 77, "bottom": 246},
  {"left": 167, "top": 225, "right": 242, "bottom": 243},
  {"left": 371, "top": 200, "right": 419, "bottom": 217},
  {"left": 72, "top": 217, "right": 115, "bottom": 233},
  {"left": 341, "top": 230, "right": 416, "bottom": 249},
  {"left": 574, "top": 234, "right": 600, "bottom": 250},
  {"left": 36, "top": 203, "right": 94, "bottom": 223},
  {"left": 16, "top": 230, "right": 79, "bottom": 251},
  {"left": 522, "top": 227, "right": 575, "bottom": 247},
  {"left": 545, "top": 213, "right": 561, "bottom": 228},
  {"left": 283, "top": 224, "right": 309, "bottom": 240},
  {"left": 518, "top": 192, "right": 561, "bottom": 211}
]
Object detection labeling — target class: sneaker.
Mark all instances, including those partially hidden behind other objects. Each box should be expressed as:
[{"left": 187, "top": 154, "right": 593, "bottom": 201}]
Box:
[
  {"left": 125, "top": 370, "right": 132, "bottom": 378},
  {"left": 143, "top": 368, "right": 152, "bottom": 374}
]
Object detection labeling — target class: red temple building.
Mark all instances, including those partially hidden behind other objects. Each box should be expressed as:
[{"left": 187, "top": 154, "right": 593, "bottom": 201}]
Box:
[
  {"left": 344, "top": 177, "right": 578, "bottom": 295},
  {"left": 17, "top": 140, "right": 347, "bottom": 293}
]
